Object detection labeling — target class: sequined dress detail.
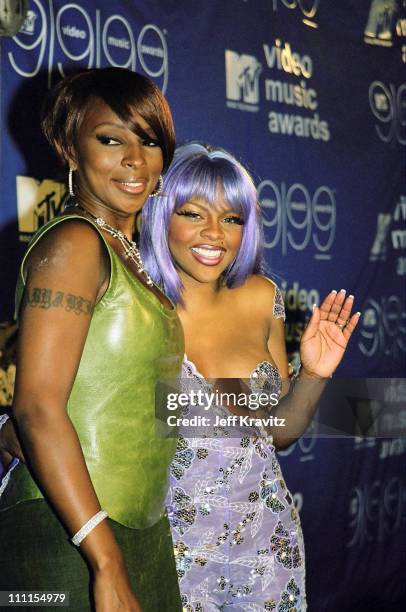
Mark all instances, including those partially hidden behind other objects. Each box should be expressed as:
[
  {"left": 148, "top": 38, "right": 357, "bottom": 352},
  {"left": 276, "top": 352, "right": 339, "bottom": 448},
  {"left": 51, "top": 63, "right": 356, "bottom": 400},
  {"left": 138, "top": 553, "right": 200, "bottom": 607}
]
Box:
[{"left": 166, "top": 283, "right": 306, "bottom": 611}]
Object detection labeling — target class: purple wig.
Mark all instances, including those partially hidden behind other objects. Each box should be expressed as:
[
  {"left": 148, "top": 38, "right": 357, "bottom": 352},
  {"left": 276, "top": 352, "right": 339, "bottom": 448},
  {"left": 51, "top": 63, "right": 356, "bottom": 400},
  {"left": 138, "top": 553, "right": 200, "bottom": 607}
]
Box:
[{"left": 140, "top": 143, "right": 263, "bottom": 304}]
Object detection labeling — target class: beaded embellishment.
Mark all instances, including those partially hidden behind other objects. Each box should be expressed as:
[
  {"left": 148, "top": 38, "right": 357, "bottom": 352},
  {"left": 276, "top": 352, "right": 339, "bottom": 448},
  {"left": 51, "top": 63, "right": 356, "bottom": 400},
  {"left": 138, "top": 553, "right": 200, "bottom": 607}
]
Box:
[
  {"left": 166, "top": 358, "right": 307, "bottom": 611},
  {"left": 250, "top": 361, "right": 282, "bottom": 396},
  {"left": 273, "top": 285, "right": 286, "bottom": 321}
]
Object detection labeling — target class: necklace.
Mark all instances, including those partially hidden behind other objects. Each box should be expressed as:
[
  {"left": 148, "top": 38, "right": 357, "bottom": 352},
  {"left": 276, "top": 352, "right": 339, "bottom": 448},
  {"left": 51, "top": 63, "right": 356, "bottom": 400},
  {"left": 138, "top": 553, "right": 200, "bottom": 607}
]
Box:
[{"left": 75, "top": 205, "right": 154, "bottom": 287}]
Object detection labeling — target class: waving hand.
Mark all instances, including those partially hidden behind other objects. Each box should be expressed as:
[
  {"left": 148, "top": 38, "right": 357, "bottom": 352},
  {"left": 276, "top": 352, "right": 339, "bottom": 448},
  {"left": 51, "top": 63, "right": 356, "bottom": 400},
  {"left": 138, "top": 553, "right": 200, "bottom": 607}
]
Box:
[{"left": 299, "top": 289, "right": 360, "bottom": 378}]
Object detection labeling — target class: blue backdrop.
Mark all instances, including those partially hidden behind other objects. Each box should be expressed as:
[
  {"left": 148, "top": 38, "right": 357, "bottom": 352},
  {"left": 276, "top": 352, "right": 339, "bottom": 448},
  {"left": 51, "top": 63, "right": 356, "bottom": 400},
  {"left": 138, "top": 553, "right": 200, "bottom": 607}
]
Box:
[{"left": 0, "top": 1, "right": 405, "bottom": 610}]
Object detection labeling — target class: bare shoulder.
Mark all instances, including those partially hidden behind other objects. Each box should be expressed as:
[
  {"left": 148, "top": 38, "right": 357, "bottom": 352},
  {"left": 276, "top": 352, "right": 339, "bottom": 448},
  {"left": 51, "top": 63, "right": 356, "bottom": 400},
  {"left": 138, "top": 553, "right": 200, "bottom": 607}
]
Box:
[
  {"left": 228, "top": 275, "right": 286, "bottom": 326},
  {"left": 25, "top": 217, "right": 108, "bottom": 280},
  {"left": 28, "top": 218, "right": 105, "bottom": 264},
  {"left": 236, "top": 274, "right": 279, "bottom": 307}
]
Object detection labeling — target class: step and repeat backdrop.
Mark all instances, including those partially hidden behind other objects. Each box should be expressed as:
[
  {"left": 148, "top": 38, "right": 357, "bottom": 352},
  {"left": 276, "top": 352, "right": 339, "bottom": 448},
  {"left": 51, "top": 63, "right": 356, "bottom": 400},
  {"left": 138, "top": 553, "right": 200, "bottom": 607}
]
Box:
[{"left": 0, "top": 1, "right": 405, "bottom": 610}]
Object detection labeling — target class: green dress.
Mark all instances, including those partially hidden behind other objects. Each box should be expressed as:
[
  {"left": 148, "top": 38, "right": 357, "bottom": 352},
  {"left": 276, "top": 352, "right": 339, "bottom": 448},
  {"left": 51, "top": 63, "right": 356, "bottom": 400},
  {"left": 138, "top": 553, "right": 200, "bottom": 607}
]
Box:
[{"left": 0, "top": 214, "right": 184, "bottom": 611}]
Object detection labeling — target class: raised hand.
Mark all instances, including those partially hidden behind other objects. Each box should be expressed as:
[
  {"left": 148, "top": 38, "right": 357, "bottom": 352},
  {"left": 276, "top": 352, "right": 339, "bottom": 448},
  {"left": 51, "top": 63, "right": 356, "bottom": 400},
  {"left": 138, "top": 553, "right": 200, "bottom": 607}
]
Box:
[{"left": 299, "top": 289, "right": 360, "bottom": 378}]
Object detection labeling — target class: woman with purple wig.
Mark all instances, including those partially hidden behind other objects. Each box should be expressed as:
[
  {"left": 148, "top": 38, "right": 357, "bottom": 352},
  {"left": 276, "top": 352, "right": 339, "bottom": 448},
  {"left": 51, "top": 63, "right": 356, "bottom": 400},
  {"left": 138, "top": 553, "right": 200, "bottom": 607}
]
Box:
[{"left": 140, "top": 143, "right": 359, "bottom": 611}]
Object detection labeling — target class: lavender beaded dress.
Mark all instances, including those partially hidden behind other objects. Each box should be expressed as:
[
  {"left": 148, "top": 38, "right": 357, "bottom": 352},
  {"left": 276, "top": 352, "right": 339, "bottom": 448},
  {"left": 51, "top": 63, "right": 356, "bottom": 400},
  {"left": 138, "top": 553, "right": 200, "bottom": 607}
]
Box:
[{"left": 166, "top": 286, "right": 306, "bottom": 612}]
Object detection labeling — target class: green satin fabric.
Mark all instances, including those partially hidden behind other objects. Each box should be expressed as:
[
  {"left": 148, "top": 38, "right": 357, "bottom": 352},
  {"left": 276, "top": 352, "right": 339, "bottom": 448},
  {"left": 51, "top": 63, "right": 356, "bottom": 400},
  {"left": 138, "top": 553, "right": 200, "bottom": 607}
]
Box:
[{"left": 0, "top": 214, "right": 184, "bottom": 528}]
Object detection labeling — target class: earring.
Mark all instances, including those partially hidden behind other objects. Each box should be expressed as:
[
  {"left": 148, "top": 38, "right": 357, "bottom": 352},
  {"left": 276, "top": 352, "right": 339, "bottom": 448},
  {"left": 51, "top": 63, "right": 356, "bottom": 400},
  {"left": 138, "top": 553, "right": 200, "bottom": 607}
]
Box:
[
  {"left": 68, "top": 167, "right": 75, "bottom": 197},
  {"left": 149, "top": 175, "right": 163, "bottom": 198}
]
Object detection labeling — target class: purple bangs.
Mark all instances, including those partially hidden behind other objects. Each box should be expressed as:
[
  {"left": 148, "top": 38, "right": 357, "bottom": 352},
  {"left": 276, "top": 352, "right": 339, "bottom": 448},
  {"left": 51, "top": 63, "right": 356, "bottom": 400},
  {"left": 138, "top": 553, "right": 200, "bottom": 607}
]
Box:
[{"left": 140, "top": 143, "right": 263, "bottom": 304}]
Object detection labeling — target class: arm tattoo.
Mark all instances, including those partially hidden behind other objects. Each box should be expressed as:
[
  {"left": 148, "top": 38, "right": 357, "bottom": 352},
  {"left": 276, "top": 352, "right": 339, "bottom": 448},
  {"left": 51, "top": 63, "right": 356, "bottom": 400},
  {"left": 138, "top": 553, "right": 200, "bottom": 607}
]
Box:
[{"left": 24, "top": 287, "right": 94, "bottom": 315}]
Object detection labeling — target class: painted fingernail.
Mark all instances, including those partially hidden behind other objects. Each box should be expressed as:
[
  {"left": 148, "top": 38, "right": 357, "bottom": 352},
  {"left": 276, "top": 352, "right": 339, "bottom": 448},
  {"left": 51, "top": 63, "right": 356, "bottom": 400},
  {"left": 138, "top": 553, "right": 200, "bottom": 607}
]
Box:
[
  {"left": 331, "top": 289, "right": 337, "bottom": 294},
  {"left": 348, "top": 294, "right": 354, "bottom": 299},
  {"left": 356, "top": 311, "right": 362, "bottom": 316},
  {"left": 339, "top": 289, "right": 346, "bottom": 293},
  {"left": 312, "top": 303, "right": 317, "bottom": 311}
]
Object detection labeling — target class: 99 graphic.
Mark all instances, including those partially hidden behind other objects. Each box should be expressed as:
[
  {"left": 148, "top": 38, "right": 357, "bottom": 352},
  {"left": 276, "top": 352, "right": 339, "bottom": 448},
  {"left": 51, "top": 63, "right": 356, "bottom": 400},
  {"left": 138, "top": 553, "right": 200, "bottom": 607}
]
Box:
[
  {"left": 358, "top": 294, "right": 406, "bottom": 360},
  {"left": 6, "top": 0, "right": 169, "bottom": 91},
  {"left": 258, "top": 179, "right": 336, "bottom": 259},
  {"left": 369, "top": 81, "right": 406, "bottom": 145}
]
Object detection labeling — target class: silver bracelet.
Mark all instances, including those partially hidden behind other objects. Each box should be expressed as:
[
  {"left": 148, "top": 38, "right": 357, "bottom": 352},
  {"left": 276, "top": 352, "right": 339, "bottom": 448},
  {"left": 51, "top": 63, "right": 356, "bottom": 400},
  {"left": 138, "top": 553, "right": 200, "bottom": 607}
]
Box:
[
  {"left": 71, "top": 510, "right": 109, "bottom": 547},
  {"left": 0, "top": 414, "right": 10, "bottom": 431}
]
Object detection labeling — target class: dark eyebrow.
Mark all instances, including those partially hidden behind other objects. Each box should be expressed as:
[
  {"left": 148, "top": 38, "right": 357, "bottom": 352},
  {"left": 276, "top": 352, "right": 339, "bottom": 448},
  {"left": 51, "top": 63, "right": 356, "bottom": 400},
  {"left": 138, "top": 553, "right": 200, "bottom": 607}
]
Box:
[
  {"left": 92, "top": 122, "right": 127, "bottom": 131},
  {"left": 92, "top": 122, "right": 157, "bottom": 138}
]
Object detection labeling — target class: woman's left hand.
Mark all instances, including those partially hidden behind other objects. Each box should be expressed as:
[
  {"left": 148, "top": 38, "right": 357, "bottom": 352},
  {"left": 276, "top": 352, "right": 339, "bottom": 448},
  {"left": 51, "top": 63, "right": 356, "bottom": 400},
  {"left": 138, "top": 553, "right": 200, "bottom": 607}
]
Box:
[
  {"left": 0, "top": 417, "right": 25, "bottom": 467},
  {"left": 299, "top": 289, "right": 360, "bottom": 378}
]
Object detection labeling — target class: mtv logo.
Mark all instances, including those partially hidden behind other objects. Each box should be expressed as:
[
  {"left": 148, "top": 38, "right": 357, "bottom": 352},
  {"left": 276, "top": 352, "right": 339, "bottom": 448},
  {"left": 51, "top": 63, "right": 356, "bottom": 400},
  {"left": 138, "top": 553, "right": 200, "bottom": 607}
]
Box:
[
  {"left": 364, "top": 0, "right": 398, "bottom": 44},
  {"left": 20, "top": 10, "right": 37, "bottom": 35},
  {"left": 374, "top": 92, "right": 389, "bottom": 111},
  {"left": 225, "top": 50, "right": 262, "bottom": 105},
  {"left": 363, "top": 308, "right": 377, "bottom": 327},
  {"left": 16, "top": 176, "right": 66, "bottom": 239}
]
